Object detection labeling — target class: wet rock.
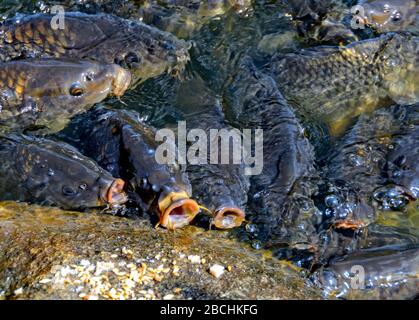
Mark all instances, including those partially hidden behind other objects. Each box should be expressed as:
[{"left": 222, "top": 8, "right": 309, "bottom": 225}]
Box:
[{"left": 0, "top": 202, "right": 322, "bottom": 300}]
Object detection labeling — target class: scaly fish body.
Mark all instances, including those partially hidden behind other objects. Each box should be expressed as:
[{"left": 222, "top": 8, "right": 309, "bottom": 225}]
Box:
[
  {"left": 176, "top": 75, "right": 249, "bottom": 229},
  {"left": 0, "top": 134, "right": 127, "bottom": 210},
  {"left": 224, "top": 56, "right": 320, "bottom": 244},
  {"left": 267, "top": 33, "right": 419, "bottom": 136},
  {"left": 0, "top": 12, "right": 190, "bottom": 85},
  {"left": 58, "top": 106, "right": 199, "bottom": 230}
]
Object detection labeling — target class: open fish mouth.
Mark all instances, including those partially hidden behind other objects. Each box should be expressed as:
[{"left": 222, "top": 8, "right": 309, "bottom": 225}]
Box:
[
  {"left": 158, "top": 191, "right": 200, "bottom": 230},
  {"left": 111, "top": 66, "right": 132, "bottom": 97},
  {"left": 104, "top": 178, "right": 128, "bottom": 206},
  {"left": 212, "top": 206, "right": 245, "bottom": 229}
]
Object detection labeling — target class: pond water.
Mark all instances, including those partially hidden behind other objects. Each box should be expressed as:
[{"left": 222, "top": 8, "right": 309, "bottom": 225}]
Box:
[{"left": 0, "top": 0, "right": 418, "bottom": 300}]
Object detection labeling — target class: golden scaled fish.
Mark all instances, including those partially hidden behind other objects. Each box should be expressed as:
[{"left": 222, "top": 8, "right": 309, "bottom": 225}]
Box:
[
  {"left": 267, "top": 33, "right": 418, "bottom": 136},
  {"left": 0, "top": 58, "right": 131, "bottom": 132}
]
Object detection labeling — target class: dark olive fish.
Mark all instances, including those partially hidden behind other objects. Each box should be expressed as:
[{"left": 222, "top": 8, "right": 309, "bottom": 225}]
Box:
[
  {"left": 138, "top": 0, "right": 252, "bottom": 38},
  {"left": 58, "top": 106, "right": 199, "bottom": 230},
  {"left": 176, "top": 75, "right": 249, "bottom": 229},
  {"left": 223, "top": 56, "right": 320, "bottom": 245},
  {"left": 312, "top": 246, "right": 419, "bottom": 299},
  {"left": 385, "top": 103, "right": 419, "bottom": 202},
  {"left": 359, "top": 0, "right": 418, "bottom": 33},
  {"left": 0, "top": 58, "right": 130, "bottom": 132},
  {"left": 0, "top": 134, "right": 127, "bottom": 210},
  {"left": 316, "top": 105, "right": 419, "bottom": 263},
  {"left": 267, "top": 33, "right": 418, "bottom": 136},
  {"left": 0, "top": 12, "right": 190, "bottom": 85},
  {"left": 54, "top": 0, "right": 251, "bottom": 39},
  {"left": 321, "top": 106, "right": 406, "bottom": 229},
  {"left": 281, "top": 0, "right": 358, "bottom": 45}
]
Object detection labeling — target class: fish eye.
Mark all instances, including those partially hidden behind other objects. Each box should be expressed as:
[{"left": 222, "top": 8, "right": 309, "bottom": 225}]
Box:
[
  {"left": 69, "top": 84, "right": 84, "bottom": 97},
  {"left": 392, "top": 12, "right": 402, "bottom": 21},
  {"left": 62, "top": 186, "right": 77, "bottom": 196},
  {"left": 79, "top": 183, "right": 88, "bottom": 191}
]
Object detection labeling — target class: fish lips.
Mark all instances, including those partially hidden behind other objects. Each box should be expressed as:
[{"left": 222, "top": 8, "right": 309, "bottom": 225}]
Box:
[
  {"left": 158, "top": 191, "right": 200, "bottom": 230},
  {"left": 212, "top": 206, "right": 246, "bottom": 229},
  {"left": 111, "top": 66, "right": 132, "bottom": 96},
  {"left": 100, "top": 178, "right": 128, "bottom": 206}
]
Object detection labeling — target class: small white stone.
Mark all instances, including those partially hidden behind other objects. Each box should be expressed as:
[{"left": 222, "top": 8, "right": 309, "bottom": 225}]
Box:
[
  {"left": 14, "top": 287, "right": 23, "bottom": 295},
  {"left": 187, "top": 255, "right": 201, "bottom": 264},
  {"left": 209, "top": 264, "right": 225, "bottom": 278},
  {"left": 79, "top": 259, "right": 90, "bottom": 267},
  {"left": 39, "top": 278, "right": 52, "bottom": 284},
  {"left": 163, "top": 294, "right": 174, "bottom": 300}
]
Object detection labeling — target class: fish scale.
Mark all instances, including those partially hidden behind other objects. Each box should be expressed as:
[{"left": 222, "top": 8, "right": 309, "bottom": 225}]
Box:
[
  {"left": 0, "top": 12, "right": 191, "bottom": 86},
  {"left": 267, "top": 33, "right": 418, "bottom": 136}
]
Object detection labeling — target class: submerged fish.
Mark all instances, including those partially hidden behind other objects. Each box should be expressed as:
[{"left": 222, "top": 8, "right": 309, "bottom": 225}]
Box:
[
  {"left": 0, "top": 134, "right": 127, "bottom": 210},
  {"left": 267, "top": 33, "right": 419, "bottom": 136},
  {"left": 176, "top": 75, "right": 249, "bottom": 229},
  {"left": 0, "top": 12, "right": 190, "bottom": 85},
  {"left": 282, "top": 0, "right": 358, "bottom": 45},
  {"left": 138, "top": 0, "right": 252, "bottom": 38},
  {"left": 58, "top": 106, "right": 199, "bottom": 230},
  {"left": 317, "top": 104, "right": 419, "bottom": 262},
  {"left": 321, "top": 106, "right": 407, "bottom": 229},
  {"left": 312, "top": 246, "right": 419, "bottom": 299},
  {"left": 35, "top": 0, "right": 251, "bottom": 39},
  {"left": 383, "top": 103, "right": 419, "bottom": 202},
  {"left": 223, "top": 56, "right": 320, "bottom": 245},
  {"left": 0, "top": 58, "right": 130, "bottom": 132},
  {"left": 359, "top": 0, "right": 418, "bottom": 33}
]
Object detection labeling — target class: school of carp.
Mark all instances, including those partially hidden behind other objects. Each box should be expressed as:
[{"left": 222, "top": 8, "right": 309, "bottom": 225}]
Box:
[{"left": 0, "top": 0, "right": 418, "bottom": 299}]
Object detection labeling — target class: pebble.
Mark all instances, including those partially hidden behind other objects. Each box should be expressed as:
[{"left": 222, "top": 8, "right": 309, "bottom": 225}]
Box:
[
  {"left": 209, "top": 264, "right": 225, "bottom": 278},
  {"left": 163, "top": 294, "right": 174, "bottom": 300},
  {"left": 14, "top": 287, "right": 23, "bottom": 295},
  {"left": 188, "top": 255, "right": 201, "bottom": 264},
  {"left": 39, "top": 278, "right": 52, "bottom": 284}
]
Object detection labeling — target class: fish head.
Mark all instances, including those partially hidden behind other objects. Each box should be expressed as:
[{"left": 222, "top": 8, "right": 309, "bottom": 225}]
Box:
[
  {"left": 380, "top": 34, "right": 418, "bottom": 105},
  {"left": 18, "top": 59, "right": 130, "bottom": 114},
  {"left": 362, "top": 0, "right": 417, "bottom": 32},
  {"left": 79, "top": 14, "right": 191, "bottom": 85},
  {"left": 22, "top": 139, "right": 127, "bottom": 209}
]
